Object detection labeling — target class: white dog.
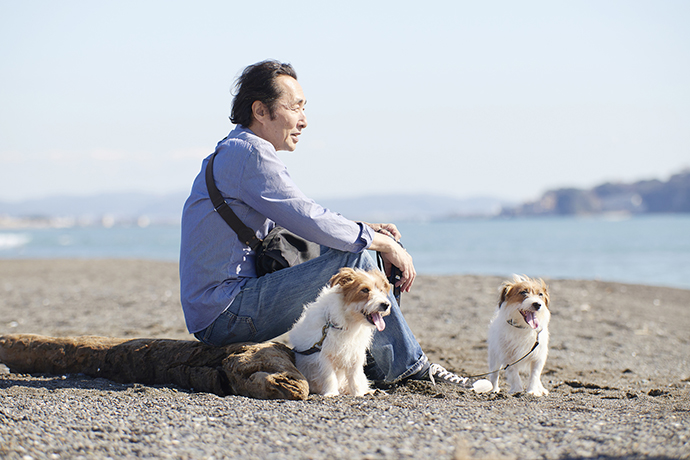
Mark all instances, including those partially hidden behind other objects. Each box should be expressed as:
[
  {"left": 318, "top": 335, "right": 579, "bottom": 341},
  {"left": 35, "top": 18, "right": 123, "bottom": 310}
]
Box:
[
  {"left": 289, "top": 268, "right": 392, "bottom": 396},
  {"left": 488, "top": 275, "right": 551, "bottom": 396}
]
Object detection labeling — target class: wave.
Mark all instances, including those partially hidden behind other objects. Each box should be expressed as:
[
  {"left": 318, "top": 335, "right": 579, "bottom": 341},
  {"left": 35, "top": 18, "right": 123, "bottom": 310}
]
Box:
[{"left": 0, "top": 233, "right": 31, "bottom": 250}]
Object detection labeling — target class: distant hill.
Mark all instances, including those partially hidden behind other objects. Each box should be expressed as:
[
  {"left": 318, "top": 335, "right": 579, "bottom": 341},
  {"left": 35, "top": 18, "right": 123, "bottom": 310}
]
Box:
[
  {"left": 502, "top": 170, "right": 690, "bottom": 216},
  {"left": 4, "top": 169, "right": 687, "bottom": 228},
  {"left": 0, "top": 192, "right": 509, "bottom": 228},
  {"left": 0, "top": 191, "right": 189, "bottom": 227}
]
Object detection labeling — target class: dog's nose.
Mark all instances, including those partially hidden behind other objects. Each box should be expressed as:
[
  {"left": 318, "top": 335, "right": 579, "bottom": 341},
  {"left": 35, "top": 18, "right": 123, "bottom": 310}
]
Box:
[
  {"left": 532, "top": 302, "right": 542, "bottom": 310},
  {"left": 379, "top": 301, "right": 390, "bottom": 312}
]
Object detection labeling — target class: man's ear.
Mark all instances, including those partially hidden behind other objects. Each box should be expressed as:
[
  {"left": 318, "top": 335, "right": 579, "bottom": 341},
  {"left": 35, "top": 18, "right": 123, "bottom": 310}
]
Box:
[{"left": 251, "top": 100, "right": 268, "bottom": 124}]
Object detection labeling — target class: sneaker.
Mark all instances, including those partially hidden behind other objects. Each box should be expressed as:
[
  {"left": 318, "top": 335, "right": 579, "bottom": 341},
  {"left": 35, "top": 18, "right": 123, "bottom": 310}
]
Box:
[{"left": 427, "top": 363, "right": 470, "bottom": 386}]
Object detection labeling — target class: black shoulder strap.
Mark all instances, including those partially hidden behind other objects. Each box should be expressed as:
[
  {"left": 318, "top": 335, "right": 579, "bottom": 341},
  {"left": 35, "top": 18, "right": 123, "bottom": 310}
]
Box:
[{"left": 205, "top": 152, "right": 262, "bottom": 250}]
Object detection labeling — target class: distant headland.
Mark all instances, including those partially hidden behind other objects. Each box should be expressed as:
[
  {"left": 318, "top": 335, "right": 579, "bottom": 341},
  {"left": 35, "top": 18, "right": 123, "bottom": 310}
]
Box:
[{"left": 501, "top": 170, "right": 690, "bottom": 217}]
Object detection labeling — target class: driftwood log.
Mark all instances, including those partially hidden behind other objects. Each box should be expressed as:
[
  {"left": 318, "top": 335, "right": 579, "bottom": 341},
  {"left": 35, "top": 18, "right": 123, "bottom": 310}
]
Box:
[{"left": 0, "top": 334, "right": 309, "bottom": 400}]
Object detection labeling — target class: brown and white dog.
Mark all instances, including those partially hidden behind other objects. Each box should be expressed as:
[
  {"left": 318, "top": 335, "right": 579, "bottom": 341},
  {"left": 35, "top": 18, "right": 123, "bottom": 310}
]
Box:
[
  {"left": 488, "top": 275, "right": 551, "bottom": 396},
  {"left": 289, "top": 268, "right": 392, "bottom": 396}
]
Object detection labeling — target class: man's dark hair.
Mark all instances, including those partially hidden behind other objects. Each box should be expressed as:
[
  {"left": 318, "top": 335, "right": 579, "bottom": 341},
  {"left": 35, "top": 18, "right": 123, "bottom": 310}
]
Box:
[{"left": 230, "top": 60, "right": 298, "bottom": 127}]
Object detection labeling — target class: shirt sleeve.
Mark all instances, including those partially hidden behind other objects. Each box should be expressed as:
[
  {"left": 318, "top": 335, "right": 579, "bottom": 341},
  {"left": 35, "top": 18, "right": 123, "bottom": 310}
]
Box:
[{"left": 237, "top": 141, "right": 374, "bottom": 253}]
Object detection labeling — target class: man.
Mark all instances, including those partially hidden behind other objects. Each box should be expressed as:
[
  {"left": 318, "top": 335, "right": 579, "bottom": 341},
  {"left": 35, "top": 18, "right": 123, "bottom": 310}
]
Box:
[{"left": 180, "top": 60, "right": 465, "bottom": 386}]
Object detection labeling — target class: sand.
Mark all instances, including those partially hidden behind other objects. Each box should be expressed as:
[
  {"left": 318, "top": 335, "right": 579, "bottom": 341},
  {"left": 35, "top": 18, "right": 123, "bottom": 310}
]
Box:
[{"left": 1, "top": 259, "right": 689, "bottom": 459}]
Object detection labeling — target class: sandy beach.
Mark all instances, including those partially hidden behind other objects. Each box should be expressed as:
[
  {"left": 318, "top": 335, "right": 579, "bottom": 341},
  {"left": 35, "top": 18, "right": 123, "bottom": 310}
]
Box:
[{"left": 1, "top": 259, "right": 689, "bottom": 459}]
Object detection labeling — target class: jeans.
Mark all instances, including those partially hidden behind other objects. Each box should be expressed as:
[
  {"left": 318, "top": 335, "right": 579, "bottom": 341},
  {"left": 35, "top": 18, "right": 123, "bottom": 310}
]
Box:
[{"left": 194, "top": 247, "right": 427, "bottom": 384}]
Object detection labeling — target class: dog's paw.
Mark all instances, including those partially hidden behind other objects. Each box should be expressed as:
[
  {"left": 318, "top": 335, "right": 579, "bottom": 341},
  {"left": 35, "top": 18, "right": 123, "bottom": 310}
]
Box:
[{"left": 526, "top": 386, "right": 549, "bottom": 397}]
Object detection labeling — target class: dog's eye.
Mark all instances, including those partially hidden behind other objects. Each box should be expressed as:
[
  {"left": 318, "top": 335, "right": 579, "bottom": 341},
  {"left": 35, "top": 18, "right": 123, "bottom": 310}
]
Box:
[
  {"left": 361, "top": 287, "right": 370, "bottom": 294},
  {"left": 520, "top": 290, "right": 529, "bottom": 296},
  {"left": 539, "top": 293, "right": 544, "bottom": 297}
]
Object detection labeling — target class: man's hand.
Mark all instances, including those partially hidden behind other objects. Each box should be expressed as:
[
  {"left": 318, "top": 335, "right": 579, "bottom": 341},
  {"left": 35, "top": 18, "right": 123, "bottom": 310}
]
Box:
[
  {"left": 368, "top": 232, "right": 416, "bottom": 293},
  {"left": 361, "top": 222, "right": 402, "bottom": 241}
]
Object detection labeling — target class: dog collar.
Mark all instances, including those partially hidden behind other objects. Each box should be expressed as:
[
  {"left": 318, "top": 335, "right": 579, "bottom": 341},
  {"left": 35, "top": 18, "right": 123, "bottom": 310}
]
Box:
[{"left": 293, "top": 320, "right": 342, "bottom": 356}]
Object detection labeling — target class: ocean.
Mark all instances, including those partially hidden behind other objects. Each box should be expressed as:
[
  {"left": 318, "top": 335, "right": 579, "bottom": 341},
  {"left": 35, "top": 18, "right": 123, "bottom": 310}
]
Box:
[{"left": 1, "top": 214, "right": 689, "bottom": 290}]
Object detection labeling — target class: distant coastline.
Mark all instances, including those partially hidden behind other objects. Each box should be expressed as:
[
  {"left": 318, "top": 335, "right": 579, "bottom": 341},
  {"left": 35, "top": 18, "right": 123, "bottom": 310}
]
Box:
[
  {"left": 501, "top": 169, "right": 690, "bottom": 217},
  {"left": 1, "top": 170, "right": 688, "bottom": 229}
]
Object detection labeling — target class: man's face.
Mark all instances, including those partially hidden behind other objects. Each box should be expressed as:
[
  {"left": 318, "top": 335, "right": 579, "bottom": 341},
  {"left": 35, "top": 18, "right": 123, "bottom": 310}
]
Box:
[{"left": 253, "top": 75, "right": 308, "bottom": 151}]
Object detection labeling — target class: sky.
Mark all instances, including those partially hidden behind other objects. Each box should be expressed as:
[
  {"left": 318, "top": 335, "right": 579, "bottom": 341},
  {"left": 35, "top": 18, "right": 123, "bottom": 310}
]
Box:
[{"left": 1, "top": 0, "right": 689, "bottom": 204}]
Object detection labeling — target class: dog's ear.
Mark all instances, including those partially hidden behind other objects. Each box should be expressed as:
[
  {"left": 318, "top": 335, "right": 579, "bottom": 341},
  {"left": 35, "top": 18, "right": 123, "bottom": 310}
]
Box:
[
  {"left": 514, "top": 274, "right": 528, "bottom": 283},
  {"left": 539, "top": 278, "right": 550, "bottom": 308},
  {"left": 329, "top": 268, "right": 356, "bottom": 288},
  {"left": 372, "top": 269, "right": 392, "bottom": 291},
  {"left": 498, "top": 281, "right": 513, "bottom": 307}
]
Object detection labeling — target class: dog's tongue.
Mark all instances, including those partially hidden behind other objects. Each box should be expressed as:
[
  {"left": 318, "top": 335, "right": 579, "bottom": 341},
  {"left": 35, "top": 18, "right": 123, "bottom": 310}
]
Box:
[
  {"left": 370, "top": 312, "right": 386, "bottom": 332},
  {"left": 522, "top": 311, "right": 539, "bottom": 329}
]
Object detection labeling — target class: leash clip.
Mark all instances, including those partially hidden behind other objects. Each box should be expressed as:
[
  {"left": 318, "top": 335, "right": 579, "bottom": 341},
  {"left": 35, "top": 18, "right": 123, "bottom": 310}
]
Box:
[{"left": 293, "top": 319, "right": 341, "bottom": 356}]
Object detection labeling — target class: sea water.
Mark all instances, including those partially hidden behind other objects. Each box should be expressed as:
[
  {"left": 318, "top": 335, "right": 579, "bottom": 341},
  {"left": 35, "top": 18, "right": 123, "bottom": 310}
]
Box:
[{"left": 1, "top": 215, "right": 689, "bottom": 289}]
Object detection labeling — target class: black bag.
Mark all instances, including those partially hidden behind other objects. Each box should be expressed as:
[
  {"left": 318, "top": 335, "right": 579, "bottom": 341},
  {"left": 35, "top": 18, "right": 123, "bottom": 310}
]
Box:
[
  {"left": 255, "top": 226, "right": 321, "bottom": 276},
  {"left": 205, "top": 151, "right": 320, "bottom": 276}
]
